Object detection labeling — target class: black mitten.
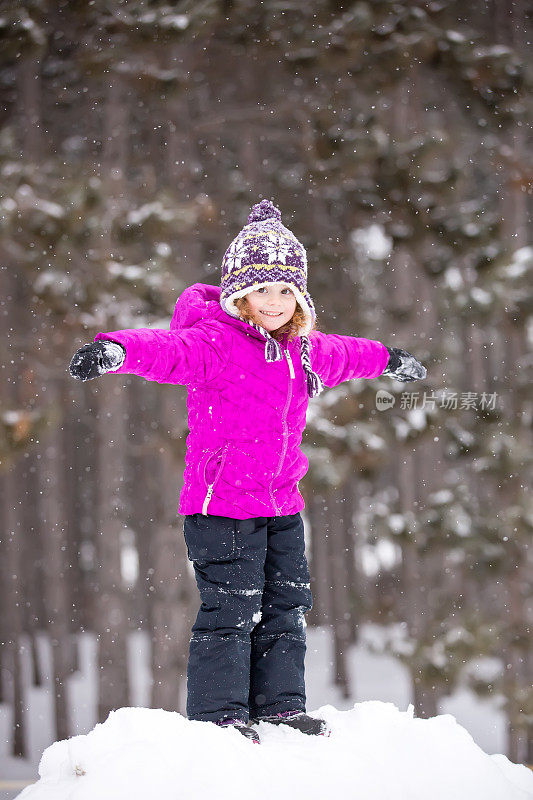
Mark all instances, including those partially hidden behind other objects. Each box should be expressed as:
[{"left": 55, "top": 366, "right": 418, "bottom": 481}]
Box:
[
  {"left": 69, "top": 341, "right": 126, "bottom": 381},
  {"left": 382, "top": 346, "right": 427, "bottom": 382}
]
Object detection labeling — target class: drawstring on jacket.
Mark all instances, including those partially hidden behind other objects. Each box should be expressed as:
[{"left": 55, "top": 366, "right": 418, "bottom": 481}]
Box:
[{"left": 300, "top": 335, "right": 324, "bottom": 398}]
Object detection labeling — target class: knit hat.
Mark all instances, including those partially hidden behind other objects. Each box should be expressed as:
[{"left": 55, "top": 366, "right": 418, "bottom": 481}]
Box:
[{"left": 219, "top": 199, "right": 323, "bottom": 398}]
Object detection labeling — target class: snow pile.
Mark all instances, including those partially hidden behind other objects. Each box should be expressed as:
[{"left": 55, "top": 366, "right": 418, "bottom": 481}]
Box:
[{"left": 17, "top": 701, "right": 533, "bottom": 800}]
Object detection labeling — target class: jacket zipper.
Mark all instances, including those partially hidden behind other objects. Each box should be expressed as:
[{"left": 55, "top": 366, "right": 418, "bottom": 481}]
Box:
[
  {"left": 286, "top": 348, "right": 295, "bottom": 379},
  {"left": 269, "top": 349, "right": 295, "bottom": 514},
  {"left": 201, "top": 444, "right": 229, "bottom": 516}
]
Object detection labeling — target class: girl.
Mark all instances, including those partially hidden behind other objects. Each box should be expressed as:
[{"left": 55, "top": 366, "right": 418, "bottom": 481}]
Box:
[{"left": 69, "top": 199, "right": 426, "bottom": 744}]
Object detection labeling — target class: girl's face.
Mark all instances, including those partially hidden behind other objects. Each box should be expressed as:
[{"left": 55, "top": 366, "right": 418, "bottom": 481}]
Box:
[{"left": 244, "top": 283, "right": 297, "bottom": 331}]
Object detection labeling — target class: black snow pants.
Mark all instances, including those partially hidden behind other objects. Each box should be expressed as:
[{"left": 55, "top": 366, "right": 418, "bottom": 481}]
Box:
[{"left": 183, "top": 512, "right": 313, "bottom": 723}]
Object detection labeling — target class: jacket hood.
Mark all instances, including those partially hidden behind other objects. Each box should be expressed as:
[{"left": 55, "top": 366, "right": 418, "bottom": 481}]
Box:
[{"left": 170, "top": 283, "right": 227, "bottom": 331}]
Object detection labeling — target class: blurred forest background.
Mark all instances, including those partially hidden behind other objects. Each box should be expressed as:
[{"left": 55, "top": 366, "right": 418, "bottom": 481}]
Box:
[{"left": 0, "top": 0, "right": 531, "bottom": 768}]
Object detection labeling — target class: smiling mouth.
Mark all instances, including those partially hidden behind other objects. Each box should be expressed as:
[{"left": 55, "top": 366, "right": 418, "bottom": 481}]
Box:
[{"left": 260, "top": 311, "right": 282, "bottom": 317}]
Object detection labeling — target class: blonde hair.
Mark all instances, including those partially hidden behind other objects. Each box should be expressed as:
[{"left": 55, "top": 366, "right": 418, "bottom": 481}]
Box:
[{"left": 234, "top": 295, "right": 317, "bottom": 342}]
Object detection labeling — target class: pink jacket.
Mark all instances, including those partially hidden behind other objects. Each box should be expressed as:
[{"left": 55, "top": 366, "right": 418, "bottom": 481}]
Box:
[{"left": 94, "top": 283, "right": 389, "bottom": 520}]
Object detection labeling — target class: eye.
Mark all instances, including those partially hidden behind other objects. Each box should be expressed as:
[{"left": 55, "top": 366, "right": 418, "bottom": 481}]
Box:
[
  {"left": 257, "top": 287, "right": 267, "bottom": 293},
  {"left": 282, "top": 288, "right": 292, "bottom": 294}
]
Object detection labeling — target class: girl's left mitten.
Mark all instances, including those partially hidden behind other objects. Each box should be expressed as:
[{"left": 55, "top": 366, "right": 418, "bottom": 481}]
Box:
[
  {"left": 68, "top": 341, "right": 126, "bottom": 381},
  {"left": 382, "top": 346, "right": 427, "bottom": 382}
]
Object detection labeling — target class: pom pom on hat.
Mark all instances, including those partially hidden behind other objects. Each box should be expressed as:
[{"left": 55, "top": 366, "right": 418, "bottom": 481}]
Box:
[{"left": 247, "top": 199, "right": 282, "bottom": 225}]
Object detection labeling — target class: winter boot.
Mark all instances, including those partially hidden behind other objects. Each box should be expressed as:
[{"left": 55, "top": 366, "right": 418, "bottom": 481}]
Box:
[
  {"left": 252, "top": 710, "right": 330, "bottom": 737},
  {"left": 215, "top": 717, "right": 260, "bottom": 744}
]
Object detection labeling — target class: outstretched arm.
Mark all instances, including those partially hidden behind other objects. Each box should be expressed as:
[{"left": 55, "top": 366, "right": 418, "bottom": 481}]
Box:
[
  {"left": 69, "top": 324, "right": 231, "bottom": 386},
  {"left": 308, "top": 332, "right": 426, "bottom": 388},
  {"left": 308, "top": 331, "right": 390, "bottom": 387}
]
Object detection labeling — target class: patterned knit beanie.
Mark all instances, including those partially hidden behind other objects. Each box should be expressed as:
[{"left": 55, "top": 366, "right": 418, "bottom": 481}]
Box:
[{"left": 219, "top": 199, "right": 323, "bottom": 397}]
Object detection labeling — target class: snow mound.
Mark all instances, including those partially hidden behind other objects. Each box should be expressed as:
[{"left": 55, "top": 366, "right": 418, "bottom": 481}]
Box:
[{"left": 17, "top": 701, "right": 533, "bottom": 800}]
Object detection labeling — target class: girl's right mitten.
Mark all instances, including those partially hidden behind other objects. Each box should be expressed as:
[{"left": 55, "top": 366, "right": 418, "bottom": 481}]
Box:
[{"left": 68, "top": 341, "right": 126, "bottom": 381}]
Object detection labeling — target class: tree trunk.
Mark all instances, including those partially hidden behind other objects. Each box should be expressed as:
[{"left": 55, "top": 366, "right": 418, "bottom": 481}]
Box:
[
  {"left": 39, "top": 378, "right": 73, "bottom": 741},
  {"left": 17, "top": 53, "right": 43, "bottom": 162},
  {"left": 92, "top": 68, "right": 132, "bottom": 722},
  {"left": 20, "top": 449, "right": 45, "bottom": 688},
  {"left": 342, "top": 483, "right": 360, "bottom": 644},
  {"left": 326, "top": 486, "right": 351, "bottom": 698},
  {"left": 94, "top": 376, "right": 130, "bottom": 721},
  {"left": 0, "top": 268, "right": 27, "bottom": 756},
  {"left": 150, "top": 388, "right": 194, "bottom": 712},
  {"left": 413, "top": 680, "right": 439, "bottom": 719},
  {"left": 1, "top": 464, "right": 26, "bottom": 757}
]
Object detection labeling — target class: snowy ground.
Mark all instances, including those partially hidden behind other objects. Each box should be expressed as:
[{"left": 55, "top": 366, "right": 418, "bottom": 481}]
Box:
[
  {"left": 13, "top": 703, "right": 533, "bottom": 800},
  {"left": 0, "top": 625, "right": 520, "bottom": 798}
]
